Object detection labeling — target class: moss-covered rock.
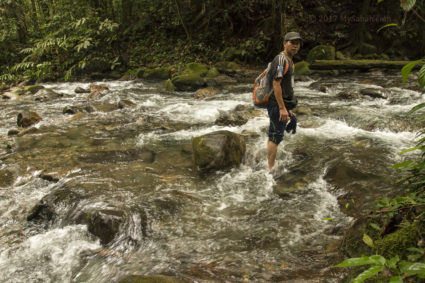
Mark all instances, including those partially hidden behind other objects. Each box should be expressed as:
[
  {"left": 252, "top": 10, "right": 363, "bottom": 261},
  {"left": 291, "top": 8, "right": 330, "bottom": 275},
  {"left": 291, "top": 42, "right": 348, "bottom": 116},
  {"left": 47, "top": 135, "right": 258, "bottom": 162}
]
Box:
[
  {"left": 142, "top": 67, "right": 171, "bottom": 81},
  {"left": 307, "top": 45, "right": 335, "bottom": 63},
  {"left": 171, "top": 62, "right": 210, "bottom": 91},
  {"left": 192, "top": 130, "right": 246, "bottom": 174},
  {"left": 183, "top": 62, "right": 208, "bottom": 76},
  {"left": 336, "top": 51, "right": 346, "bottom": 60},
  {"left": 375, "top": 221, "right": 421, "bottom": 259},
  {"left": 206, "top": 67, "right": 220, "bottom": 78},
  {"left": 294, "top": 61, "right": 311, "bottom": 75},
  {"left": 119, "top": 275, "right": 186, "bottom": 283},
  {"left": 164, "top": 79, "right": 175, "bottom": 91},
  {"left": 171, "top": 73, "right": 206, "bottom": 91},
  {"left": 215, "top": 61, "right": 241, "bottom": 75}
]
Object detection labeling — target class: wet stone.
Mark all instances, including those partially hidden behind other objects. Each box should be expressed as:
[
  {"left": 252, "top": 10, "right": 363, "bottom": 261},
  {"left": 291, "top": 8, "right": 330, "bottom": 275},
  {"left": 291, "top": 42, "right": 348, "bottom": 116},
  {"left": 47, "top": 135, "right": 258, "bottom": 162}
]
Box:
[
  {"left": 78, "top": 149, "right": 155, "bottom": 164},
  {"left": 0, "top": 169, "right": 14, "bottom": 187},
  {"left": 17, "top": 111, "right": 42, "bottom": 128},
  {"left": 360, "top": 88, "right": 388, "bottom": 99},
  {"left": 26, "top": 187, "right": 82, "bottom": 225}
]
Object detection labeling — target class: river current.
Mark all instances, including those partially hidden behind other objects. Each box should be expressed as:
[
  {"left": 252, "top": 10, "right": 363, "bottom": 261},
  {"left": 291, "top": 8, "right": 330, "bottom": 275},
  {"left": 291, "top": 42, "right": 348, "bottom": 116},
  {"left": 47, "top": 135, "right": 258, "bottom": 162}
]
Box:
[{"left": 0, "top": 72, "right": 422, "bottom": 282}]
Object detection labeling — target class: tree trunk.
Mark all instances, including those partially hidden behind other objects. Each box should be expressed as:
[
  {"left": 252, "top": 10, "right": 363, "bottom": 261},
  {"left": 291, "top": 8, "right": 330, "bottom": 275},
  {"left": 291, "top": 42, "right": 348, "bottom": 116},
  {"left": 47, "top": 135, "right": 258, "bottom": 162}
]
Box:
[
  {"left": 121, "top": 0, "right": 133, "bottom": 28},
  {"left": 174, "top": 0, "right": 191, "bottom": 46},
  {"left": 30, "top": 0, "right": 39, "bottom": 29}
]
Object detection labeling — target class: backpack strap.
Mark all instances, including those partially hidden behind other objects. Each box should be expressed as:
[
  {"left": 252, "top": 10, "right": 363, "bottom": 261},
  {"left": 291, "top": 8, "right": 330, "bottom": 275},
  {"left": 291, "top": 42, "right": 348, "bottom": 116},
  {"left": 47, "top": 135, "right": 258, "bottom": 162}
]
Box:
[{"left": 279, "top": 53, "right": 290, "bottom": 76}]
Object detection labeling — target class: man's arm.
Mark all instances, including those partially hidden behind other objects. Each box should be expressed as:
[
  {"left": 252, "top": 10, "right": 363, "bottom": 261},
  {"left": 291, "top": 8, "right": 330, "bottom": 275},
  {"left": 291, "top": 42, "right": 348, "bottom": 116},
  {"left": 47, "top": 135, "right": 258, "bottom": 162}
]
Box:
[{"left": 273, "top": 79, "right": 289, "bottom": 122}]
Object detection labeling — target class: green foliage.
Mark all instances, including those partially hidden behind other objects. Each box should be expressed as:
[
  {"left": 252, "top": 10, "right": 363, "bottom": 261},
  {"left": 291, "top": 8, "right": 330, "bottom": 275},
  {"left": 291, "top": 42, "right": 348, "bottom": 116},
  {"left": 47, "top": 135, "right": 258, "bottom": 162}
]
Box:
[
  {"left": 401, "top": 0, "right": 417, "bottom": 11},
  {"left": 419, "top": 64, "right": 425, "bottom": 88},
  {"left": 335, "top": 253, "right": 425, "bottom": 282},
  {"left": 401, "top": 59, "right": 425, "bottom": 84}
]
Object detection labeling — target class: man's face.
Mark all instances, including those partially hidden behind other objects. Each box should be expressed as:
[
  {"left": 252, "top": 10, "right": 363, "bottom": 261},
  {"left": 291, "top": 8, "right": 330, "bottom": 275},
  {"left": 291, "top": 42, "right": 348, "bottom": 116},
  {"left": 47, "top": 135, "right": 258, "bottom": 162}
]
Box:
[{"left": 284, "top": 39, "right": 301, "bottom": 56}]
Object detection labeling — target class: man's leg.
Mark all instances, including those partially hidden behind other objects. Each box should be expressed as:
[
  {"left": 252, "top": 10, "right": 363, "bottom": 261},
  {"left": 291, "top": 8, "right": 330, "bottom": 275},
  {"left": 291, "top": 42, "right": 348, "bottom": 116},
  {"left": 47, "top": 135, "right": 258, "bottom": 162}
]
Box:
[{"left": 267, "top": 140, "right": 278, "bottom": 170}]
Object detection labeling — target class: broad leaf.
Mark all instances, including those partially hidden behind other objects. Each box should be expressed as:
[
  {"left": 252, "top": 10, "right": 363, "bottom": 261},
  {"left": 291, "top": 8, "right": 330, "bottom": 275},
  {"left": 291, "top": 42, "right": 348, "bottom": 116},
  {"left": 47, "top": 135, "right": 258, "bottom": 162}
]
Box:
[
  {"left": 401, "top": 0, "right": 416, "bottom": 11},
  {"left": 402, "top": 59, "right": 424, "bottom": 83},
  {"left": 418, "top": 64, "right": 425, "bottom": 89},
  {"left": 398, "top": 147, "right": 422, "bottom": 155},
  {"left": 363, "top": 234, "right": 375, "bottom": 248},
  {"left": 392, "top": 160, "right": 414, "bottom": 169},
  {"left": 408, "top": 102, "right": 425, "bottom": 115},
  {"left": 334, "top": 255, "right": 385, "bottom": 268},
  {"left": 389, "top": 276, "right": 403, "bottom": 283},
  {"left": 353, "top": 265, "right": 384, "bottom": 283}
]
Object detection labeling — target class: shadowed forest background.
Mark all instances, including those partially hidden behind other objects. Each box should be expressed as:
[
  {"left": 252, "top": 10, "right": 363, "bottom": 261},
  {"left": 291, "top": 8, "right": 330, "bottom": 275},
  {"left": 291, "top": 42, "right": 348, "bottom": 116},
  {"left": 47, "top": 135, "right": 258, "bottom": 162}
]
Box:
[{"left": 0, "top": 0, "right": 424, "bottom": 83}]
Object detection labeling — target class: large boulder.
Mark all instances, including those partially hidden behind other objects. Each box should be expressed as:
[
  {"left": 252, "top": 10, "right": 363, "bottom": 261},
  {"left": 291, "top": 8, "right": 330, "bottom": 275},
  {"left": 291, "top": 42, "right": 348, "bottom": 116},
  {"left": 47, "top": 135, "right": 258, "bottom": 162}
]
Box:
[
  {"left": 17, "top": 111, "right": 42, "bottom": 128},
  {"left": 215, "top": 61, "right": 241, "bottom": 75},
  {"left": 171, "top": 63, "right": 209, "bottom": 91},
  {"left": 192, "top": 130, "right": 246, "bottom": 173},
  {"left": 307, "top": 45, "right": 335, "bottom": 63}
]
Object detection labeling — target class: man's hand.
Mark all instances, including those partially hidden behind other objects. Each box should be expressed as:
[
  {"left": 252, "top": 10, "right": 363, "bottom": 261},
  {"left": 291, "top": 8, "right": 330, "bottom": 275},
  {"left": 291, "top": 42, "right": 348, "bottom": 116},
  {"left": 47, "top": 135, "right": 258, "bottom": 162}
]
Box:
[{"left": 279, "top": 108, "right": 289, "bottom": 122}]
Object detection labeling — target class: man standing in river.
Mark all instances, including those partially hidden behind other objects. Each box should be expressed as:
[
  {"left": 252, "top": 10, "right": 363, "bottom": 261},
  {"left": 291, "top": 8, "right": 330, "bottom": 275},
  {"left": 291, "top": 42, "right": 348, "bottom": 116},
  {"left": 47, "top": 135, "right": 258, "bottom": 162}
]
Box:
[{"left": 267, "top": 32, "right": 302, "bottom": 171}]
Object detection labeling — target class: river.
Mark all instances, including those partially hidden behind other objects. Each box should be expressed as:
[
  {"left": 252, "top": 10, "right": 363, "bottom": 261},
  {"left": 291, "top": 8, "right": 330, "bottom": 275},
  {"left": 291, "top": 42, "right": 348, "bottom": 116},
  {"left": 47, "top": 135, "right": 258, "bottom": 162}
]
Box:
[{"left": 0, "top": 72, "right": 422, "bottom": 282}]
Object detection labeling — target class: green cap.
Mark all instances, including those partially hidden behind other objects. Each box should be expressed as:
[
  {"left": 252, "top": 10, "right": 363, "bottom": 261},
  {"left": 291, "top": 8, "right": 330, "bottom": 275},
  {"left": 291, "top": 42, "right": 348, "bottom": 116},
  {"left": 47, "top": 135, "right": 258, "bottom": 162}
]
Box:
[{"left": 284, "top": 32, "right": 302, "bottom": 41}]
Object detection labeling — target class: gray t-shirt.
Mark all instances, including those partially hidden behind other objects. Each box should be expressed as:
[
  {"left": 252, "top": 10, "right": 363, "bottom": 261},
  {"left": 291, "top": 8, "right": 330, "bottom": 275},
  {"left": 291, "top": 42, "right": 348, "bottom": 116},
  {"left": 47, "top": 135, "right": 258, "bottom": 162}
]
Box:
[{"left": 269, "top": 53, "right": 294, "bottom": 102}]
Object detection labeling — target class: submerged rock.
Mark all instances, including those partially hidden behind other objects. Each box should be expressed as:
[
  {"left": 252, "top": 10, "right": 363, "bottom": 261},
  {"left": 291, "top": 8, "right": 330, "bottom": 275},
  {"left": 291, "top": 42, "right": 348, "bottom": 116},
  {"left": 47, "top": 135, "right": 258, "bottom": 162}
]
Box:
[
  {"left": 194, "top": 87, "right": 218, "bottom": 99},
  {"left": 75, "top": 87, "right": 90, "bottom": 93},
  {"left": 118, "top": 99, "right": 137, "bottom": 109},
  {"left": 336, "top": 90, "right": 360, "bottom": 100},
  {"left": 34, "top": 88, "right": 63, "bottom": 102},
  {"left": 141, "top": 67, "right": 171, "bottom": 81},
  {"left": 0, "top": 169, "right": 14, "bottom": 187},
  {"left": 75, "top": 209, "right": 126, "bottom": 246},
  {"left": 119, "top": 275, "right": 186, "bottom": 283},
  {"left": 87, "top": 84, "right": 109, "bottom": 101},
  {"left": 192, "top": 130, "right": 246, "bottom": 173},
  {"left": 26, "top": 187, "right": 82, "bottom": 225},
  {"left": 17, "top": 111, "right": 42, "bottom": 128},
  {"left": 360, "top": 88, "right": 388, "bottom": 99},
  {"left": 215, "top": 104, "right": 262, "bottom": 126}
]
